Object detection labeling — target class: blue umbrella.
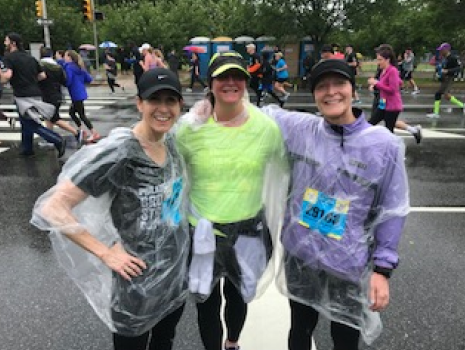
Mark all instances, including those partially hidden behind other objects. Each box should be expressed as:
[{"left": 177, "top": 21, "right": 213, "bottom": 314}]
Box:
[{"left": 99, "top": 41, "right": 118, "bottom": 48}]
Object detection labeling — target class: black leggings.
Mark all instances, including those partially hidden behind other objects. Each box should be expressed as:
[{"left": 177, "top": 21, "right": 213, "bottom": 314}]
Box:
[
  {"left": 108, "top": 77, "right": 121, "bottom": 92},
  {"left": 288, "top": 300, "right": 360, "bottom": 350},
  {"left": 368, "top": 109, "right": 400, "bottom": 133},
  {"left": 196, "top": 278, "right": 247, "bottom": 350},
  {"left": 113, "top": 303, "right": 185, "bottom": 350},
  {"left": 189, "top": 73, "right": 207, "bottom": 89},
  {"left": 69, "top": 100, "right": 93, "bottom": 130}
]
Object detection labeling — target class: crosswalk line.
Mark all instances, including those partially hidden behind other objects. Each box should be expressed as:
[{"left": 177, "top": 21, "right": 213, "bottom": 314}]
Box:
[
  {"left": 1, "top": 105, "right": 105, "bottom": 111},
  {"left": 0, "top": 97, "right": 123, "bottom": 153},
  {"left": 396, "top": 129, "right": 465, "bottom": 139}
]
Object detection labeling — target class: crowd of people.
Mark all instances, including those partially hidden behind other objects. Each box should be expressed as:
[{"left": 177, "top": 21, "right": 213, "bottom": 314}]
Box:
[{"left": 0, "top": 31, "right": 464, "bottom": 350}]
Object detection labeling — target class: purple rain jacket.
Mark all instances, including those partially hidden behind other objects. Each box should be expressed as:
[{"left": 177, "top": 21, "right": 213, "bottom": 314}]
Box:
[{"left": 263, "top": 106, "right": 410, "bottom": 283}]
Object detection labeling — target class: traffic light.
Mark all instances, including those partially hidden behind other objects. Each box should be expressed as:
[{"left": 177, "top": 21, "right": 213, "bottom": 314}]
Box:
[
  {"left": 82, "top": 0, "right": 93, "bottom": 21},
  {"left": 35, "top": 0, "right": 43, "bottom": 18}
]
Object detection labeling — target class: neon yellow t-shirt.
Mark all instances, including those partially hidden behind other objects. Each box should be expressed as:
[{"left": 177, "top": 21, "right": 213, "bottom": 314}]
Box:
[{"left": 176, "top": 106, "right": 283, "bottom": 224}]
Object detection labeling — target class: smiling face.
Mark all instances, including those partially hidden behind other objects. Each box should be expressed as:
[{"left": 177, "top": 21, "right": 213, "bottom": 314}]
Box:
[
  {"left": 136, "top": 90, "right": 182, "bottom": 136},
  {"left": 211, "top": 69, "right": 247, "bottom": 106},
  {"left": 313, "top": 73, "right": 355, "bottom": 125}
]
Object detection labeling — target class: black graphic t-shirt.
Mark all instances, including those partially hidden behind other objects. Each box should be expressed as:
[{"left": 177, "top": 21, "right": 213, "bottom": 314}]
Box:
[{"left": 72, "top": 130, "right": 189, "bottom": 336}]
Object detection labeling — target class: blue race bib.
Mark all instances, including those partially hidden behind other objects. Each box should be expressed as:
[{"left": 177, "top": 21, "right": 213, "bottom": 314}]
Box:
[
  {"left": 161, "top": 177, "right": 183, "bottom": 226},
  {"left": 299, "top": 188, "right": 350, "bottom": 240}
]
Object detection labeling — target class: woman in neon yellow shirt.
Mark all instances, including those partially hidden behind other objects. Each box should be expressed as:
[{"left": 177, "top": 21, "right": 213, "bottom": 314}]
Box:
[{"left": 176, "top": 52, "right": 286, "bottom": 350}]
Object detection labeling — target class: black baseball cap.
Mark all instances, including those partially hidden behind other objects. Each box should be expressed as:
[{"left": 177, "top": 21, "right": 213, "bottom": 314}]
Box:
[
  {"left": 310, "top": 59, "right": 355, "bottom": 93},
  {"left": 137, "top": 68, "right": 182, "bottom": 100}
]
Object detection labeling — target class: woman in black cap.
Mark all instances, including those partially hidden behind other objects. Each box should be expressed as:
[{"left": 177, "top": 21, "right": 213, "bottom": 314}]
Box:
[{"left": 31, "top": 68, "right": 190, "bottom": 350}]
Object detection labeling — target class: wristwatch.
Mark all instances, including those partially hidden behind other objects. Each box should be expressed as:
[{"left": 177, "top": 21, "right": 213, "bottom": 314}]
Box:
[{"left": 373, "top": 266, "right": 393, "bottom": 279}]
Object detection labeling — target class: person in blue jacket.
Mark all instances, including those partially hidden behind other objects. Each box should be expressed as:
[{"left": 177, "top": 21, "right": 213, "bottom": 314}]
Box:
[{"left": 63, "top": 50, "right": 101, "bottom": 143}]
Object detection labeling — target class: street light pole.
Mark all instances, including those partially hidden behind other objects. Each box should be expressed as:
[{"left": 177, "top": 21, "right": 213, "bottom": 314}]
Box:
[
  {"left": 90, "top": 0, "right": 102, "bottom": 80},
  {"left": 42, "top": 0, "right": 51, "bottom": 47}
]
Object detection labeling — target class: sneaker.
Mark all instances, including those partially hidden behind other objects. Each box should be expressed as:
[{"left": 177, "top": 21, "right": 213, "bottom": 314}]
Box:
[
  {"left": 38, "top": 140, "right": 55, "bottom": 148},
  {"left": 19, "top": 150, "right": 35, "bottom": 157},
  {"left": 283, "top": 92, "right": 290, "bottom": 101},
  {"left": 56, "top": 138, "right": 67, "bottom": 158},
  {"left": 411, "top": 89, "right": 420, "bottom": 95},
  {"left": 185, "top": 88, "right": 192, "bottom": 92},
  {"left": 75, "top": 130, "right": 86, "bottom": 147},
  {"left": 87, "top": 132, "right": 101, "bottom": 143},
  {"left": 413, "top": 125, "right": 422, "bottom": 144},
  {"left": 426, "top": 113, "right": 441, "bottom": 119},
  {"left": 353, "top": 99, "right": 362, "bottom": 104},
  {"left": 203, "top": 87, "right": 209, "bottom": 92},
  {"left": 279, "top": 99, "right": 285, "bottom": 108}
]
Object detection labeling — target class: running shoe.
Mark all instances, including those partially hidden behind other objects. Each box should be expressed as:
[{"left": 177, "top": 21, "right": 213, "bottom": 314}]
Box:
[
  {"left": 283, "top": 92, "right": 290, "bottom": 101},
  {"left": 75, "top": 130, "right": 86, "bottom": 147},
  {"left": 185, "top": 88, "right": 192, "bottom": 92},
  {"left": 19, "top": 151, "right": 35, "bottom": 157},
  {"left": 56, "top": 138, "right": 67, "bottom": 158},
  {"left": 426, "top": 113, "right": 441, "bottom": 119},
  {"left": 203, "top": 87, "right": 210, "bottom": 92},
  {"left": 413, "top": 125, "right": 422, "bottom": 144},
  {"left": 411, "top": 89, "right": 420, "bottom": 95},
  {"left": 38, "top": 140, "right": 55, "bottom": 148}
]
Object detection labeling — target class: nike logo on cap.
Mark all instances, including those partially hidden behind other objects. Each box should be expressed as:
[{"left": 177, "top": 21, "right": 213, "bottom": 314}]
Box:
[{"left": 158, "top": 75, "right": 167, "bottom": 79}]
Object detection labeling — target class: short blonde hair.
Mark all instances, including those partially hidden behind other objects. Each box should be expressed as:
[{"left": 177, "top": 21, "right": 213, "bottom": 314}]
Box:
[{"left": 275, "top": 51, "right": 283, "bottom": 58}]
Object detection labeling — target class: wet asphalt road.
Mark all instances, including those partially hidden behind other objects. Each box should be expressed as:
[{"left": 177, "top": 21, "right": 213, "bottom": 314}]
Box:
[{"left": 1, "top": 87, "right": 465, "bottom": 350}]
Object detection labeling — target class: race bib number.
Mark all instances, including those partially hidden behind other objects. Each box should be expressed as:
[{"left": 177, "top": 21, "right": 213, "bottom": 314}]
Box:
[
  {"left": 299, "top": 188, "right": 350, "bottom": 240},
  {"left": 161, "top": 177, "right": 183, "bottom": 226}
]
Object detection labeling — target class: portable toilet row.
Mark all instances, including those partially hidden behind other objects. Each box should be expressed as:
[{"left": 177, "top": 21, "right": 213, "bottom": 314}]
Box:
[
  {"left": 188, "top": 36, "right": 278, "bottom": 79},
  {"left": 188, "top": 36, "right": 314, "bottom": 79}
]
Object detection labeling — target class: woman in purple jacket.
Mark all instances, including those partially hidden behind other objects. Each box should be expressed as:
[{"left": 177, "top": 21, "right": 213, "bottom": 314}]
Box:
[
  {"left": 262, "top": 59, "right": 409, "bottom": 349},
  {"left": 367, "top": 45, "right": 403, "bottom": 133},
  {"left": 64, "top": 50, "right": 101, "bottom": 143}
]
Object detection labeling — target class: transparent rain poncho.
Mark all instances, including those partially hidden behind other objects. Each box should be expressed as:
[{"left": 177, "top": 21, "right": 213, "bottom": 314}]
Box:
[
  {"left": 176, "top": 98, "right": 289, "bottom": 303},
  {"left": 262, "top": 105, "right": 410, "bottom": 344},
  {"left": 30, "top": 127, "right": 190, "bottom": 336}
]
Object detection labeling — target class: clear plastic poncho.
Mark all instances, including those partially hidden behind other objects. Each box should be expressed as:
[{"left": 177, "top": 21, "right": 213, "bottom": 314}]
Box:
[
  {"left": 262, "top": 105, "right": 410, "bottom": 345},
  {"left": 30, "top": 127, "right": 190, "bottom": 336},
  {"left": 176, "top": 98, "right": 289, "bottom": 303}
]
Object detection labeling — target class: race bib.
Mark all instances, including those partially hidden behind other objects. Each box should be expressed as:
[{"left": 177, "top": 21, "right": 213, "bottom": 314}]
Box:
[
  {"left": 299, "top": 188, "right": 350, "bottom": 240},
  {"left": 161, "top": 177, "right": 183, "bottom": 226},
  {"left": 378, "top": 98, "right": 386, "bottom": 110}
]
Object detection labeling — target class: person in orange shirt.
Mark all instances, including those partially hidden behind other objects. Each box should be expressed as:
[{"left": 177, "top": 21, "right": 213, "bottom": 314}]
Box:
[{"left": 246, "top": 43, "right": 263, "bottom": 105}]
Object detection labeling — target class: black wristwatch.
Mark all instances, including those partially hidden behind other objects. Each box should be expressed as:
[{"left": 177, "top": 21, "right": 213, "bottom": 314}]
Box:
[{"left": 373, "top": 266, "right": 393, "bottom": 279}]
